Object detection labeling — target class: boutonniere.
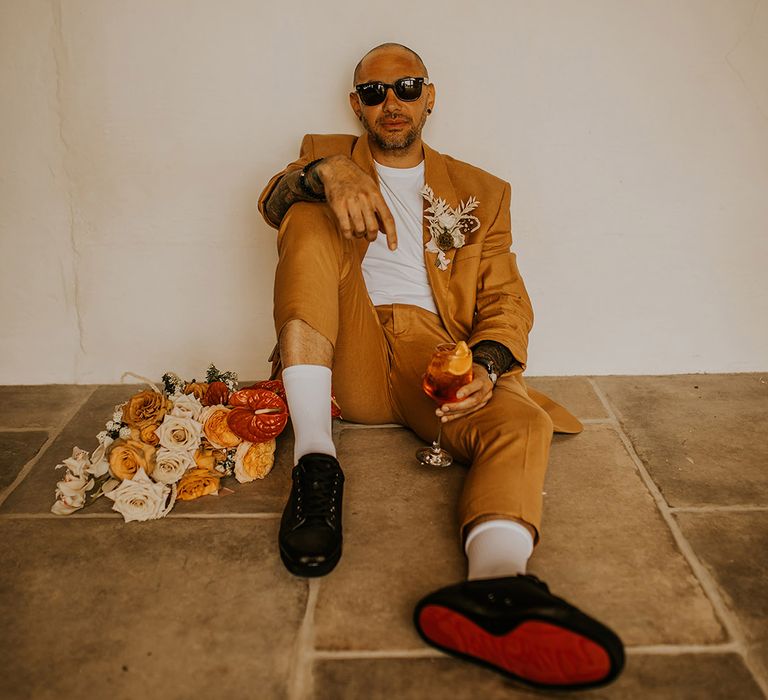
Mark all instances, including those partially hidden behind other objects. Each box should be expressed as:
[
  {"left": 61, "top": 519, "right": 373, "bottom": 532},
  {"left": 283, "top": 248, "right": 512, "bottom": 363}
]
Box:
[{"left": 421, "top": 185, "right": 480, "bottom": 270}]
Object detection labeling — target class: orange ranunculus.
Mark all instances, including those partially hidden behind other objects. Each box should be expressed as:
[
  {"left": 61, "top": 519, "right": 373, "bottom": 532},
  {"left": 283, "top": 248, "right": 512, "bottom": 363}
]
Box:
[
  {"left": 176, "top": 467, "right": 221, "bottom": 501},
  {"left": 194, "top": 441, "right": 226, "bottom": 470},
  {"left": 107, "top": 438, "right": 156, "bottom": 480},
  {"left": 200, "top": 406, "right": 242, "bottom": 449},
  {"left": 122, "top": 390, "right": 170, "bottom": 429},
  {"left": 183, "top": 382, "right": 208, "bottom": 400},
  {"left": 234, "top": 440, "right": 276, "bottom": 483}
]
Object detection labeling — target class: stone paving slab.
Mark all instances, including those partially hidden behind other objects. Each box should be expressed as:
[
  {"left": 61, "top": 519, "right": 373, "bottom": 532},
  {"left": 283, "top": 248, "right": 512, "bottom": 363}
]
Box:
[
  {"left": 0, "top": 385, "right": 94, "bottom": 429},
  {"left": 0, "top": 385, "right": 141, "bottom": 514},
  {"left": 313, "top": 425, "right": 724, "bottom": 651},
  {"left": 0, "top": 431, "right": 48, "bottom": 492},
  {"left": 0, "top": 377, "right": 763, "bottom": 697},
  {"left": 532, "top": 425, "right": 724, "bottom": 646},
  {"left": 677, "top": 511, "right": 768, "bottom": 680},
  {"left": 526, "top": 376, "right": 609, "bottom": 420},
  {"left": 311, "top": 653, "right": 764, "bottom": 699},
  {"left": 594, "top": 374, "right": 768, "bottom": 507},
  {"left": 0, "top": 518, "right": 306, "bottom": 700},
  {"left": 313, "top": 427, "right": 466, "bottom": 651}
]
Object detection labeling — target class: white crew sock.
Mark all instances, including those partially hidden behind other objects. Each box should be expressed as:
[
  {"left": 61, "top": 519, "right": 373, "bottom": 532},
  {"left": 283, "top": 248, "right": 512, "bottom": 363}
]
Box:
[
  {"left": 282, "top": 364, "right": 337, "bottom": 464},
  {"left": 465, "top": 519, "right": 535, "bottom": 581}
]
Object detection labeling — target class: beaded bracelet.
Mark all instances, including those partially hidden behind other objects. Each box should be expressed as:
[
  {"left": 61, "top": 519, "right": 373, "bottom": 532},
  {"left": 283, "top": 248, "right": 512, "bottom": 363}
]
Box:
[{"left": 298, "top": 158, "right": 326, "bottom": 201}]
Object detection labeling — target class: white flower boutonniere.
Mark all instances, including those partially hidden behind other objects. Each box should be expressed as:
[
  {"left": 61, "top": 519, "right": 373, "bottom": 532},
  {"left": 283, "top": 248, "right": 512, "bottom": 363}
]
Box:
[{"left": 421, "top": 185, "right": 480, "bottom": 270}]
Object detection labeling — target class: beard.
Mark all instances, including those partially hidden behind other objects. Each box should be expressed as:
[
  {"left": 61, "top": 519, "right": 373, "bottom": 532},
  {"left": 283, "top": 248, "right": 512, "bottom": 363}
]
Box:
[{"left": 362, "top": 108, "right": 428, "bottom": 151}]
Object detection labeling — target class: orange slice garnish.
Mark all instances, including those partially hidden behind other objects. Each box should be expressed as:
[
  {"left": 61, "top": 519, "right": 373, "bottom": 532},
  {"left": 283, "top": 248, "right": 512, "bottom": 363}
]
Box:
[{"left": 447, "top": 341, "right": 473, "bottom": 375}]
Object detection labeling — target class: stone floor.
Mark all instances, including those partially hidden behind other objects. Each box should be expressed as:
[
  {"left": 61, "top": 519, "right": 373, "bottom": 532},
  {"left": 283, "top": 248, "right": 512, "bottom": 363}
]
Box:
[{"left": 0, "top": 374, "right": 766, "bottom": 699}]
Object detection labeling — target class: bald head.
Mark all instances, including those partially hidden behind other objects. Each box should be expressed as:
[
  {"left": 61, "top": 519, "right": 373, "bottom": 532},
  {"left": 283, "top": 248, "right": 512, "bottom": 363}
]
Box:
[{"left": 353, "top": 43, "right": 428, "bottom": 86}]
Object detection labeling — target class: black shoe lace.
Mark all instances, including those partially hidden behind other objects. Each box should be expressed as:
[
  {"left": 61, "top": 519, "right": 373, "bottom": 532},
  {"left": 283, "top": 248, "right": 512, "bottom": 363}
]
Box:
[{"left": 295, "top": 465, "right": 341, "bottom": 526}]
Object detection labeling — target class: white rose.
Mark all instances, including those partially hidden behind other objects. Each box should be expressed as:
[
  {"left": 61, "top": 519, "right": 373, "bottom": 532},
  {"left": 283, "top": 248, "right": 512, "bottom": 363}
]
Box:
[
  {"left": 154, "top": 448, "right": 195, "bottom": 484},
  {"left": 104, "top": 468, "right": 174, "bottom": 522},
  {"left": 169, "top": 392, "right": 203, "bottom": 421},
  {"left": 113, "top": 409, "right": 123, "bottom": 423},
  {"left": 51, "top": 469, "right": 94, "bottom": 515},
  {"left": 156, "top": 415, "right": 202, "bottom": 453},
  {"left": 118, "top": 426, "right": 131, "bottom": 439},
  {"left": 437, "top": 212, "right": 457, "bottom": 230}
]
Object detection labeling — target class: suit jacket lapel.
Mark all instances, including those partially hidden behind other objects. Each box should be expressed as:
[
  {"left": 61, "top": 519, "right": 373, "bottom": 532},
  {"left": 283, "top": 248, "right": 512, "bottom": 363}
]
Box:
[{"left": 422, "top": 142, "right": 460, "bottom": 320}]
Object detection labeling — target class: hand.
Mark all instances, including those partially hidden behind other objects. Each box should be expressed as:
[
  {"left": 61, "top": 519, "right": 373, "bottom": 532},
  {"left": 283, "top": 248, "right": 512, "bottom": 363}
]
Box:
[
  {"left": 316, "top": 155, "right": 398, "bottom": 250},
  {"left": 436, "top": 363, "right": 494, "bottom": 423}
]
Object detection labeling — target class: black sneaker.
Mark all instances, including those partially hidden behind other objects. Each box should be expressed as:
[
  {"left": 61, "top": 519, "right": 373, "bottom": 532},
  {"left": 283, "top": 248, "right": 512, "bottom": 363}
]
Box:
[
  {"left": 278, "top": 453, "right": 344, "bottom": 577},
  {"left": 413, "top": 574, "right": 625, "bottom": 690}
]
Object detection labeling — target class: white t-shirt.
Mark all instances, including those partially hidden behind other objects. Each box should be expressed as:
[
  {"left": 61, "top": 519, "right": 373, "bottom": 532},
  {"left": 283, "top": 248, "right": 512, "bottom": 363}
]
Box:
[{"left": 361, "top": 160, "right": 439, "bottom": 315}]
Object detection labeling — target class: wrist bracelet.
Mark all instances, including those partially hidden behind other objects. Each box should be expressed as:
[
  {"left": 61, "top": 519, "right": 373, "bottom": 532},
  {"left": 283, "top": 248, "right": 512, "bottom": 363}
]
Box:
[{"left": 298, "top": 158, "right": 325, "bottom": 201}]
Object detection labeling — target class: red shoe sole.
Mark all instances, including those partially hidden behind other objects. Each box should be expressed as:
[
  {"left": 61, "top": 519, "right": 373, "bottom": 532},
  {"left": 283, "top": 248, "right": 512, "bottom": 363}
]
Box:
[{"left": 417, "top": 604, "right": 612, "bottom": 687}]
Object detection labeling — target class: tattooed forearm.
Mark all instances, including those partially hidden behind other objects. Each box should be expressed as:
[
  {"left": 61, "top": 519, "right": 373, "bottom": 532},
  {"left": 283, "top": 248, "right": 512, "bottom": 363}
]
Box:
[
  {"left": 471, "top": 340, "right": 516, "bottom": 376},
  {"left": 264, "top": 163, "right": 326, "bottom": 227}
]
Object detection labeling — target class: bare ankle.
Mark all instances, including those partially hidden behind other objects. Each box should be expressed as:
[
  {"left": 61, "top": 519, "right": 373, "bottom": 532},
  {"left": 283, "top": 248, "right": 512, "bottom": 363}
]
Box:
[{"left": 279, "top": 319, "right": 334, "bottom": 368}]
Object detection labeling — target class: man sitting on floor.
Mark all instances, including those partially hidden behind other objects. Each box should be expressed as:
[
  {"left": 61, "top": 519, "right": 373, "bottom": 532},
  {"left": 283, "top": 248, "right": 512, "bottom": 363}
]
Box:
[{"left": 258, "top": 42, "right": 624, "bottom": 691}]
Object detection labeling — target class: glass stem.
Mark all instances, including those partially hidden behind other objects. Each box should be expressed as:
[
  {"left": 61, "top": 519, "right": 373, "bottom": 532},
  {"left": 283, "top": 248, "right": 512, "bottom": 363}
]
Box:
[{"left": 432, "top": 420, "right": 443, "bottom": 453}]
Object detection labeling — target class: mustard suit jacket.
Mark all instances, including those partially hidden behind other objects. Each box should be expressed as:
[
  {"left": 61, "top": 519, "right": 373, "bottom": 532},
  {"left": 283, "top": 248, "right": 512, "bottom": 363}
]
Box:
[{"left": 258, "top": 133, "right": 582, "bottom": 434}]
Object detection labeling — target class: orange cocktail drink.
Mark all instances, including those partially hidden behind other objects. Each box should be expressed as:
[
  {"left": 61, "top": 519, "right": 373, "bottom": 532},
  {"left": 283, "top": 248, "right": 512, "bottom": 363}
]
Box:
[
  {"left": 423, "top": 341, "right": 474, "bottom": 405},
  {"left": 416, "top": 341, "right": 474, "bottom": 468}
]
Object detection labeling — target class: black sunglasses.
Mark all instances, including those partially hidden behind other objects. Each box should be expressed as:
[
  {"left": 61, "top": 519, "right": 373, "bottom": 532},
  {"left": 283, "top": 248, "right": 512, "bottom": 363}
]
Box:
[{"left": 354, "top": 77, "right": 428, "bottom": 106}]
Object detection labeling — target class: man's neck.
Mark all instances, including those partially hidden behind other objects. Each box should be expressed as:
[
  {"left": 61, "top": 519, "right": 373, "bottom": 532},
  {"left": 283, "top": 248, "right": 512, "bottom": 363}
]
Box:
[{"left": 368, "top": 136, "right": 425, "bottom": 168}]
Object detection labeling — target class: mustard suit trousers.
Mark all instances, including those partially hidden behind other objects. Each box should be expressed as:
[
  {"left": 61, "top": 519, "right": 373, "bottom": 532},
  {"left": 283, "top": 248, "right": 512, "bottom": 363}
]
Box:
[{"left": 273, "top": 201, "right": 570, "bottom": 546}]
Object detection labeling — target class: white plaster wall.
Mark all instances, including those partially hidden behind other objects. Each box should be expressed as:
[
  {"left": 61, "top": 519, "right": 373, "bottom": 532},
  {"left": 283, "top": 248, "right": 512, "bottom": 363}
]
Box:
[
  {"left": 1, "top": 0, "right": 766, "bottom": 383},
  {"left": 0, "top": 0, "right": 80, "bottom": 382}
]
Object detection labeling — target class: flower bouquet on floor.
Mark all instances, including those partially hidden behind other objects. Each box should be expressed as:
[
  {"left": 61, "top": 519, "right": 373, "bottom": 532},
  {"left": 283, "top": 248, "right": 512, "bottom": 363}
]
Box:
[{"left": 51, "top": 364, "right": 339, "bottom": 523}]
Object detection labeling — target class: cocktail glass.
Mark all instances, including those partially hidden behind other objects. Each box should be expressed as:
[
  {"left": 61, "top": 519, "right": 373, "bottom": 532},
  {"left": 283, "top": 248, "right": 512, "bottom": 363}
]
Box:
[{"left": 416, "top": 341, "right": 473, "bottom": 467}]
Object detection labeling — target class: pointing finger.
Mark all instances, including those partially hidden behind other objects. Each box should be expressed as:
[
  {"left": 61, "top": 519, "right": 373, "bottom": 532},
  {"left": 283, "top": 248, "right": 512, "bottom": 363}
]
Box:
[{"left": 376, "top": 198, "right": 398, "bottom": 251}]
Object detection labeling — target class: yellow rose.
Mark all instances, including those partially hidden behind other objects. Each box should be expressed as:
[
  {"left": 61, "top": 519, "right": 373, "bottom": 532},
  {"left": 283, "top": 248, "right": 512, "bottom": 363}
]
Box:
[
  {"left": 234, "top": 440, "right": 276, "bottom": 483},
  {"left": 194, "top": 441, "right": 226, "bottom": 470},
  {"left": 140, "top": 424, "right": 160, "bottom": 447},
  {"left": 122, "top": 390, "right": 170, "bottom": 429},
  {"left": 183, "top": 382, "right": 208, "bottom": 401},
  {"left": 176, "top": 467, "right": 221, "bottom": 501},
  {"left": 200, "top": 406, "right": 242, "bottom": 449},
  {"left": 107, "top": 438, "right": 156, "bottom": 481}
]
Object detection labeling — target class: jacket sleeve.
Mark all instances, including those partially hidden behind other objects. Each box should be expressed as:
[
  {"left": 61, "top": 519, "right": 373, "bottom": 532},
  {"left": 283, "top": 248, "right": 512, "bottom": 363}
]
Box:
[
  {"left": 466, "top": 182, "right": 534, "bottom": 371},
  {"left": 257, "top": 134, "right": 317, "bottom": 229}
]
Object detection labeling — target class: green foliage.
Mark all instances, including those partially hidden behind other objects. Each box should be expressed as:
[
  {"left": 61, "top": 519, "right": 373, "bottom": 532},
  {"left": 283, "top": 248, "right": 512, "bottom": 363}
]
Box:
[{"left": 205, "top": 363, "right": 238, "bottom": 391}]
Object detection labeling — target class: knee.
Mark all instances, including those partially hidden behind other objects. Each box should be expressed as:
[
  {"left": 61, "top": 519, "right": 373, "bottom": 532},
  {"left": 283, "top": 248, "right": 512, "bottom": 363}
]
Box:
[
  {"left": 279, "top": 201, "right": 338, "bottom": 247},
  {"left": 475, "top": 399, "right": 553, "bottom": 446},
  {"left": 283, "top": 200, "right": 329, "bottom": 224},
  {"left": 527, "top": 403, "right": 554, "bottom": 435}
]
